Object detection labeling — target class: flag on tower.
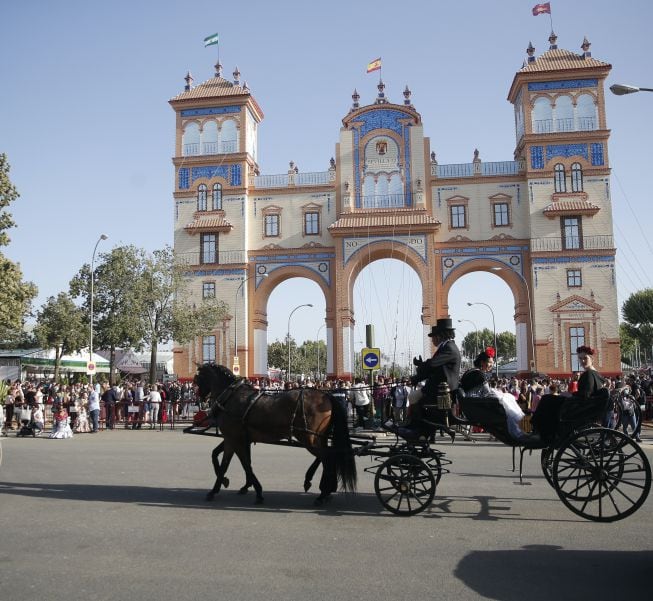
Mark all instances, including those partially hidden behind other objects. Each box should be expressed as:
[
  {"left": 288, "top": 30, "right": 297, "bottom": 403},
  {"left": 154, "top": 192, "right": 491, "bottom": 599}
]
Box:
[
  {"left": 532, "top": 2, "right": 551, "bottom": 16},
  {"left": 366, "top": 58, "right": 382, "bottom": 73},
  {"left": 204, "top": 33, "right": 219, "bottom": 47}
]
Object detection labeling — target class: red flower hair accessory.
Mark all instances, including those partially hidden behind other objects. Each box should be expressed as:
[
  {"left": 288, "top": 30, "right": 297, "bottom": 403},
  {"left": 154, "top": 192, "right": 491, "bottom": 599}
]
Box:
[
  {"left": 576, "top": 345, "right": 594, "bottom": 355},
  {"left": 485, "top": 347, "right": 496, "bottom": 358}
]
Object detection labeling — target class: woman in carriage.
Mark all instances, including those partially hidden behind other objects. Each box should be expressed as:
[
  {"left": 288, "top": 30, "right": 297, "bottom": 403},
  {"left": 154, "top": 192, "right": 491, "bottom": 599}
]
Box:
[{"left": 459, "top": 347, "right": 526, "bottom": 439}]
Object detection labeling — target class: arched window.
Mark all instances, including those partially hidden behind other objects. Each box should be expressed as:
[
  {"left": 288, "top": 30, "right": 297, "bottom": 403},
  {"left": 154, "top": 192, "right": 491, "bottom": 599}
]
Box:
[
  {"left": 571, "top": 163, "right": 583, "bottom": 192},
  {"left": 182, "top": 122, "right": 200, "bottom": 156},
  {"left": 576, "top": 94, "right": 597, "bottom": 131},
  {"left": 555, "top": 96, "right": 574, "bottom": 132},
  {"left": 202, "top": 121, "right": 218, "bottom": 155},
  {"left": 197, "top": 184, "right": 208, "bottom": 211},
  {"left": 554, "top": 164, "right": 566, "bottom": 193},
  {"left": 212, "top": 183, "right": 222, "bottom": 210},
  {"left": 532, "top": 97, "right": 553, "bottom": 133},
  {"left": 220, "top": 119, "right": 238, "bottom": 153}
]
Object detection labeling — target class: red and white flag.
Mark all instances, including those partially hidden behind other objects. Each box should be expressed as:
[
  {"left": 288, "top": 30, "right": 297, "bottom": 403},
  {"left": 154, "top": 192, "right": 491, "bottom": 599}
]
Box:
[{"left": 532, "top": 2, "right": 551, "bottom": 16}]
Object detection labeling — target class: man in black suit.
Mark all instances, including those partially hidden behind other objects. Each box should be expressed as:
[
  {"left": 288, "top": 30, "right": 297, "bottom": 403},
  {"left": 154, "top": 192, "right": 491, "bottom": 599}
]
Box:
[{"left": 402, "top": 318, "right": 461, "bottom": 434}]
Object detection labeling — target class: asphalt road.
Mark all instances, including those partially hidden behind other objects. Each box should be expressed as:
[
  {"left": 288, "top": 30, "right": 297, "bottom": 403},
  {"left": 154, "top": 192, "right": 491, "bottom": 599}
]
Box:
[{"left": 0, "top": 428, "right": 651, "bottom": 601}]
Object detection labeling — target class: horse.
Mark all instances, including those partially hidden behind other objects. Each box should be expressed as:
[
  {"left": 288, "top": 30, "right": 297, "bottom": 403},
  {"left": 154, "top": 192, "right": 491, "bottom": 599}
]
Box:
[{"left": 194, "top": 364, "right": 357, "bottom": 505}]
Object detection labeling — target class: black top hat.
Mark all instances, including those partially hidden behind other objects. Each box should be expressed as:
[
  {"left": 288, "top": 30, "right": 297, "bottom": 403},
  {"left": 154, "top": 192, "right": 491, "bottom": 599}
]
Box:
[{"left": 428, "top": 318, "right": 455, "bottom": 337}]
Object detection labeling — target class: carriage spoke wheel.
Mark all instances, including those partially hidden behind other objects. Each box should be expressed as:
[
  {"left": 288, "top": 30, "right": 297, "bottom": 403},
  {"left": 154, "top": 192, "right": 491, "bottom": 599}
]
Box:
[
  {"left": 552, "top": 427, "right": 651, "bottom": 522},
  {"left": 374, "top": 454, "right": 436, "bottom": 516}
]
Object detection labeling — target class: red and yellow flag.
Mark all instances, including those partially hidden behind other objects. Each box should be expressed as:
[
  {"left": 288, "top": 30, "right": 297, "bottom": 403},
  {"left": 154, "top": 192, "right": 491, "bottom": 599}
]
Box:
[
  {"left": 366, "top": 58, "right": 381, "bottom": 73},
  {"left": 532, "top": 2, "right": 551, "bottom": 16}
]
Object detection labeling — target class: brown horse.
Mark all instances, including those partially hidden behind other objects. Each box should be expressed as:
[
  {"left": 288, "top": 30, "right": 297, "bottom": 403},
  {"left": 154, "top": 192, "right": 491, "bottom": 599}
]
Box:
[{"left": 194, "top": 364, "right": 357, "bottom": 505}]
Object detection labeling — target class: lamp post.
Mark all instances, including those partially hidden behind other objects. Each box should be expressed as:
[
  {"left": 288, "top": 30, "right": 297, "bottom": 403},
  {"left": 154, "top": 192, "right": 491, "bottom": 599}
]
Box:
[
  {"left": 491, "top": 266, "right": 536, "bottom": 375},
  {"left": 89, "top": 234, "right": 108, "bottom": 387},
  {"left": 287, "top": 303, "right": 313, "bottom": 382},
  {"left": 610, "top": 83, "right": 653, "bottom": 96},
  {"left": 233, "top": 272, "right": 267, "bottom": 372},
  {"left": 467, "top": 301, "right": 498, "bottom": 377},
  {"left": 457, "top": 318, "right": 479, "bottom": 359},
  {"left": 316, "top": 323, "right": 326, "bottom": 381}
]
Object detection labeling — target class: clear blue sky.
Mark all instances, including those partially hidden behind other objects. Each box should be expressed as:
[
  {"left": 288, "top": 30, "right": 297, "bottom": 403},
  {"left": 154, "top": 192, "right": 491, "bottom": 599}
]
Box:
[{"left": 2, "top": 1, "right": 651, "bottom": 366}]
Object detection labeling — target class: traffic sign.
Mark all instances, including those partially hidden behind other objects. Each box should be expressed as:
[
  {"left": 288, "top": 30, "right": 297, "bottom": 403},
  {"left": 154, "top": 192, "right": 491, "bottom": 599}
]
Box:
[
  {"left": 86, "top": 361, "right": 96, "bottom": 375},
  {"left": 361, "top": 347, "right": 381, "bottom": 370}
]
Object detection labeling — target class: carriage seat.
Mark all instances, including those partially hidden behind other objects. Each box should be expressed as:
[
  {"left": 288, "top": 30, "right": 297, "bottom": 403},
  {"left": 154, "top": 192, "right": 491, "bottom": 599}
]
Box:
[{"left": 459, "top": 396, "right": 544, "bottom": 449}]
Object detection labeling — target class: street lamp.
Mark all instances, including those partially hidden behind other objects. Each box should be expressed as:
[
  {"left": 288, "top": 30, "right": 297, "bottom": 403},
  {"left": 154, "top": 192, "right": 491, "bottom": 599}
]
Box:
[
  {"left": 457, "top": 318, "right": 479, "bottom": 358},
  {"left": 467, "top": 301, "right": 498, "bottom": 377},
  {"left": 316, "top": 323, "right": 326, "bottom": 381},
  {"left": 610, "top": 83, "right": 653, "bottom": 96},
  {"left": 287, "top": 303, "right": 313, "bottom": 382},
  {"left": 89, "top": 234, "right": 108, "bottom": 387},
  {"left": 491, "top": 266, "right": 536, "bottom": 375},
  {"left": 233, "top": 272, "right": 268, "bottom": 370}
]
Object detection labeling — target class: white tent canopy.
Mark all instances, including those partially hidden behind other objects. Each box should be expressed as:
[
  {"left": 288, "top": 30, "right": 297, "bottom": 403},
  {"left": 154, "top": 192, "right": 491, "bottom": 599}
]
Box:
[{"left": 20, "top": 348, "right": 111, "bottom": 373}]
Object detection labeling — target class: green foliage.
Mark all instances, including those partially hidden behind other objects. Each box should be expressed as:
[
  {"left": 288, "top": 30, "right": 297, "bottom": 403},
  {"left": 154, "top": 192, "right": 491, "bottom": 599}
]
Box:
[
  {"left": 267, "top": 337, "right": 328, "bottom": 381},
  {"left": 33, "top": 292, "right": 86, "bottom": 381},
  {"left": 619, "top": 323, "right": 637, "bottom": 366},
  {"left": 622, "top": 289, "right": 653, "bottom": 352},
  {"left": 0, "top": 154, "right": 37, "bottom": 341},
  {"left": 461, "top": 328, "right": 516, "bottom": 362},
  {"left": 0, "top": 153, "right": 19, "bottom": 247},
  {"left": 496, "top": 331, "right": 517, "bottom": 361}
]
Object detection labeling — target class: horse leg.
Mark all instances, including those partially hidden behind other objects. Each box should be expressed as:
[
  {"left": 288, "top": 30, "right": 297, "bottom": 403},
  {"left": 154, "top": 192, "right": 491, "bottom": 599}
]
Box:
[
  {"left": 237, "top": 443, "right": 254, "bottom": 495},
  {"left": 206, "top": 446, "right": 234, "bottom": 501},
  {"left": 315, "top": 449, "right": 337, "bottom": 506},
  {"left": 303, "top": 457, "right": 321, "bottom": 492},
  {"left": 211, "top": 442, "right": 229, "bottom": 489},
  {"left": 234, "top": 444, "right": 264, "bottom": 504}
]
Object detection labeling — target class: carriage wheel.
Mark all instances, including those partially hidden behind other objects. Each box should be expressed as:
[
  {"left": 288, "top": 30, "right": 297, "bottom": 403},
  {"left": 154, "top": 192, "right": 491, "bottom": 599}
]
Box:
[
  {"left": 552, "top": 427, "right": 651, "bottom": 522},
  {"left": 540, "top": 447, "right": 554, "bottom": 488},
  {"left": 374, "top": 454, "right": 436, "bottom": 516}
]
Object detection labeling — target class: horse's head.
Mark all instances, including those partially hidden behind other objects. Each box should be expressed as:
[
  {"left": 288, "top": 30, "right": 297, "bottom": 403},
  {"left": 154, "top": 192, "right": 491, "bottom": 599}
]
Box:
[{"left": 194, "top": 363, "right": 240, "bottom": 414}]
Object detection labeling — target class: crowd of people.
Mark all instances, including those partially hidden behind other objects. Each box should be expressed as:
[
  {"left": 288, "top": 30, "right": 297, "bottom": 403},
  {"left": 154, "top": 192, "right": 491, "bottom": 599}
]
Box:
[{"left": 0, "top": 378, "right": 200, "bottom": 436}]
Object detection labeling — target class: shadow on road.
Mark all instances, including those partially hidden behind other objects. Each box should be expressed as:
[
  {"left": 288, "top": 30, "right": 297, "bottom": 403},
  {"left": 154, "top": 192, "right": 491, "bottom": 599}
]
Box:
[
  {"left": 454, "top": 545, "right": 652, "bottom": 600},
  {"left": 0, "top": 481, "right": 580, "bottom": 523}
]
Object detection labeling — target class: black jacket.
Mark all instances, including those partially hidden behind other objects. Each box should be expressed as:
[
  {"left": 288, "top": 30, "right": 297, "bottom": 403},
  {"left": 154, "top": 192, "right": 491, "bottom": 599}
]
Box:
[{"left": 413, "top": 339, "right": 461, "bottom": 398}]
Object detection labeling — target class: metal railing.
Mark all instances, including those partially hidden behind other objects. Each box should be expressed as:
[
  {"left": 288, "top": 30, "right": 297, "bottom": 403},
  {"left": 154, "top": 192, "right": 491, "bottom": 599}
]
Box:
[
  {"left": 361, "top": 193, "right": 405, "bottom": 209},
  {"left": 531, "top": 235, "right": 614, "bottom": 252},
  {"left": 253, "top": 170, "right": 332, "bottom": 188},
  {"left": 183, "top": 143, "right": 200, "bottom": 156},
  {"left": 433, "top": 160, "right": 524, "bottom": 178},
  {"left": 182, "top": 140, "right": 238, "bottom": 157},
  {"left": 176, "top": 249, "right": 247, "bottom": 266},
  {"left": 254, "top": 173, "right": 290, "bottom": 188},
  {"left": 296, "top": 171, "right": 332, "bottom": 185},
  {"left": 578, "top": 116, "right": 597, "bottom": 131}
]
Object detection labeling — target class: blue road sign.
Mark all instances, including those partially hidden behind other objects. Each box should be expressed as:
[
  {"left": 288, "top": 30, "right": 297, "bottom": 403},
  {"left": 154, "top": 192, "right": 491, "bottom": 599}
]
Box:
[{"left": 362, "top": 347, "right": 381, "bottom": 370}]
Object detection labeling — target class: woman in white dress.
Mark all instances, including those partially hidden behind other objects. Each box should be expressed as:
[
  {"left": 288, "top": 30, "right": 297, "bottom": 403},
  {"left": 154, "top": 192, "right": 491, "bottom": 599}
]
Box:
[
  {"left": 50, "top": 406, "right": 74, "bottom": 439},
  {"left": 460, "top": 347, "right": 525, "bottom": 439},
  {"left": 75, "top": 397, "right": 91, "bottom": 433}
]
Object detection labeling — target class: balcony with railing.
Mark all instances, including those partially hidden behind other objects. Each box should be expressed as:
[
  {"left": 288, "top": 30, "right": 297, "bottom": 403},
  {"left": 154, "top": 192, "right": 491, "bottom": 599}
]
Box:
[
  {"left": 253, "top": 170, "right": 333, "bottom": 188},
  {"left": 432, "top": 160, "right": 525, "bottom": 178},
  {"left": 361, "top": 194, "right": 405, "bottom": 209},
  {"left": 530, "top": 235, "right": 614, "bottom": 253},
  {"left": 176, "top": 249, "right": 247, "bottom": 267},
  {"left": 533, "top": 117, "right": 597, "bottom": 135},
  {"left": 182, "top": 140, "right": 239, "bottom": 157}
]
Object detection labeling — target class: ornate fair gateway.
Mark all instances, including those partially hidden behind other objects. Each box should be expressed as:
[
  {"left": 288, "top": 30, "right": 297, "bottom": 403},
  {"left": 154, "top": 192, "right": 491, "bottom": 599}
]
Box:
[{"left": 170, "top": 34, "right": 620, "bottom": 381}]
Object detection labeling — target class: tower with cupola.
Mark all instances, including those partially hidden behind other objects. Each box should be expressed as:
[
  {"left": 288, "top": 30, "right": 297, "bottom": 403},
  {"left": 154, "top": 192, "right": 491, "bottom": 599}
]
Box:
[{"left": 508, "top": 33, "right": 619, "bottom": 375}]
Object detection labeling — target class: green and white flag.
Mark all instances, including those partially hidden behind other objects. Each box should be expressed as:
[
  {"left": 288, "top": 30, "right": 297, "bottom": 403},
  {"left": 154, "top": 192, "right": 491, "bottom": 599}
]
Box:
[{"left": 204, "top": 33, "right": 219, "bottom": 47}]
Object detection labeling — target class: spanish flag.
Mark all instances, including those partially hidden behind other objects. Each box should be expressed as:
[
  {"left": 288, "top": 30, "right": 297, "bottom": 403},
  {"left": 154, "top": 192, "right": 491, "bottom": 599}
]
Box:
[
  {"left": 366, "top": 58, "right": 381, "bottom": 73},
  {"left": 532, "top": 2, "right": 551, "bottom": 16}
]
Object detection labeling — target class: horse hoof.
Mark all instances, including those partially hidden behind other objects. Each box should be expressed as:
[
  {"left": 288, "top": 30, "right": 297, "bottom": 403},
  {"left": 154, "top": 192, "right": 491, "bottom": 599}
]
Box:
[
  {"left": 238, "top": 486, "right": 249, "bottom": 495},
  {"left": 255, "top": 497, "right": 264, "bottom": 505},
  {"left": 222, "top": 477, "right": 230, "bottom": 488},
  {"left": 303, "top": 480, "right": 312, "bottom": 493}
]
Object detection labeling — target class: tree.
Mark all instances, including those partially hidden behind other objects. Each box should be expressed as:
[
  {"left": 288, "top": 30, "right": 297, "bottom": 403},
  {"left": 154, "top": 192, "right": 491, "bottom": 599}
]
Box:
[
  {"left": 267, "top": 339, "right": 288, "bottom": 373},
  {"left": 0, "top": 154, "right": 37, "bottom": 342},
  {"left": 619, "top": 323, "right": 637, "bottom": 366},
  {"left": 70, "top": 245, "right": 146, "bottom": 383},
  {"left": 622, "top": 289, "right": 653, "bottom": 353},
  {"left": 136, "top": 246, "right": 228, "bottom": 384},
  {"left": 496, "top": 331, "right": 517, "bottom": 361},
  {"left": 33, "top": 293, "right": 86, "bottom": 381},
  {"left": 461, "top": 328, "right": 494, "bottom": 359}
]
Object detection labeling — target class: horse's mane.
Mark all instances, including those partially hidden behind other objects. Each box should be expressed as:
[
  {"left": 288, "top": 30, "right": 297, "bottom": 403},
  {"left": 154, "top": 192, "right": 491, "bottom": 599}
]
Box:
[{"left": 196, "top": 363, "right": 240, "bottom": 399}]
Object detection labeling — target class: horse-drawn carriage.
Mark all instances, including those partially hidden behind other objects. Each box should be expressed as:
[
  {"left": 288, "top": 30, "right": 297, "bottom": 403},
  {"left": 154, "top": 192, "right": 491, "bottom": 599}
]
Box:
[{"left": 185, "top": 364, "right": 651, "bottom": 522}]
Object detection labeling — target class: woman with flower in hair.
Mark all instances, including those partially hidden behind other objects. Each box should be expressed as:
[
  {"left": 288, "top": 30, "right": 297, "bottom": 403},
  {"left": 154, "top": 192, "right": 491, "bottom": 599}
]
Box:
[
  {"left": 460, "top": 347, "right": 525, "bottom": 439},
  {"left": 574, "top": 345, "right": 606, "bottom": 400}
]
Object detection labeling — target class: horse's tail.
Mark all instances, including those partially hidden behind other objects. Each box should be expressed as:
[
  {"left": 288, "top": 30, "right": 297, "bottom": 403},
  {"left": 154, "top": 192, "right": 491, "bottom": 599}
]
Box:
[{"left": 329, "top": 396, "right": 357, "bottom": 492}]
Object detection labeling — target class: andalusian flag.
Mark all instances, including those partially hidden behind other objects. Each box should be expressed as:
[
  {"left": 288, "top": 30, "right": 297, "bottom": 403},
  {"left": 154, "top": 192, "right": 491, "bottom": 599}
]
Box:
[
  {"left": 366, "top": 58, "right": 381, "bottom": 73},
  {"left": 204, "top": 33, "right": 219, "bottom": 47}
]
